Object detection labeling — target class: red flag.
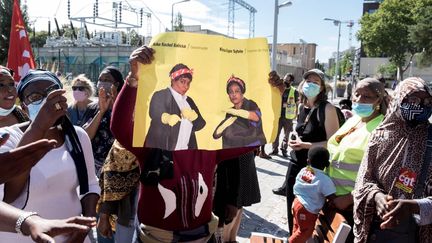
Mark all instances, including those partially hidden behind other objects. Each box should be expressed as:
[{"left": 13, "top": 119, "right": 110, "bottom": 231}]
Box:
[{"left": 7, "top": 0, "right": 35, "bottom": 81}]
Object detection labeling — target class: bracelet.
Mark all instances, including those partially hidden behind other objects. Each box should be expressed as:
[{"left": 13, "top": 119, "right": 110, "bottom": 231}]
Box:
[{"left": 15, "top": 212, "right": 38, "bottom": 235}]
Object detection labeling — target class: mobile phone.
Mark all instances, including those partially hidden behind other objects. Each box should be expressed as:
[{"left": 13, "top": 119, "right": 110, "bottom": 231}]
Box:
[
  {"left": 97, "top": 82, "right": 113, "bottom": 96},
  {"left": 289, "top": 132, "right": 298, "bottom": 142}
]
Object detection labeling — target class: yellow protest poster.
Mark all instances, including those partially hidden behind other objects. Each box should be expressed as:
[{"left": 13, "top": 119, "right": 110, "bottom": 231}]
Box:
[{"left": 133, "top": 32, "right": 280, "bottom": 150}]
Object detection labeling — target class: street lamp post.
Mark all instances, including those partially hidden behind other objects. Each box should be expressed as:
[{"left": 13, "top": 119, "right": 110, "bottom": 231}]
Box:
[
  {"left": 324, "top": 18, "right": 341, "bottom": 99},
  {"left": 171, "top": 0, "right": 190, "bottom": 31},
  {"left": 271, "top": 0, "right": 292, "bottom": 71},
  {"left": 299, "top": 38, "right": 307, "bottom": 70}
]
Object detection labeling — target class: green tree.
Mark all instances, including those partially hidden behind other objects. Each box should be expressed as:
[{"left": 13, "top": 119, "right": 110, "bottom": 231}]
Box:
[
  {"left": 339, "top": 50, "right": 354, "bottom": 77},
  {"left": 173, "top": 13, "right": 184, "bottom": 31},
  {"left": 409, "top": 0, "right": 432, "bottom": 67},
  {"left": 0, "top": 0, "right": 31, "bottom": 65},
  {"left": 31, "top": 30, "right": 49, "bottom": 48},
  {"left": 359, "top": 0, "right": 432, "bottom": 79},
  {"left": 129, "top": 29, "right": 143, "bottom": 46},
  {"left": 377, "top": 63, "right": 397, "bottom": 79}
]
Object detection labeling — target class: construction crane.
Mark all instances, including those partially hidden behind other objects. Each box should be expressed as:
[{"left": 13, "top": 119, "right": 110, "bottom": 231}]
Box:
[
  {"left": 346, "top": 20, "right": 355, "bottom": 48},
  {"left": 227, "top": 0, "right": 257, "bottom": 38}
]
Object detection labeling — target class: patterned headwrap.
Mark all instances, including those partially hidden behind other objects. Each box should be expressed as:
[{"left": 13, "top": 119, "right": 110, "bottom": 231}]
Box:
[
  {"left": 170, "top": 68, "right": 194, "bottom": 80},
  {"left": 17, "top": 69, "right": 63, "bottom": 100},
  {"left": 388, "top": 77, "right": 432, "bottom": 115},
  {"left": 226, "top": 75, "right": 246, "bottom": 94},
  {"left": 0, "top": 66, "right": 14, "bottom": 78}
]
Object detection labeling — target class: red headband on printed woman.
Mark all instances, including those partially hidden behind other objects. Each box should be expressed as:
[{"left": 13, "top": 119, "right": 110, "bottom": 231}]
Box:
[
  {"left": 227, "top": 75, "right": 245, "bottom": 90},
  {"left": 170, "top": 68, "right": 194, "bottom": 80}
]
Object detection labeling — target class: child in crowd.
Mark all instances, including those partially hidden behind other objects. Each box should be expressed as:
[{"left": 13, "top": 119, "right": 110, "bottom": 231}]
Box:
[
  {"left": 339, "top": 99, "right": 353, "bottom": 120},
  {"left": 288, "top": 146, "right": 336, "bottom": 243}
]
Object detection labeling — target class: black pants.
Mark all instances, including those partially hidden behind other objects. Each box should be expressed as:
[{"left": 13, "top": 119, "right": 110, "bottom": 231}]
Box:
[{"left": 285, "top": 162, "right": 302, "bottom": 234}]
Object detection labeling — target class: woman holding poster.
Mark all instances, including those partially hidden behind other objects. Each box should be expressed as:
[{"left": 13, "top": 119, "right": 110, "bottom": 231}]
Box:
[{"left": 213, "top": 75, "right": 266, "bottom": 148}]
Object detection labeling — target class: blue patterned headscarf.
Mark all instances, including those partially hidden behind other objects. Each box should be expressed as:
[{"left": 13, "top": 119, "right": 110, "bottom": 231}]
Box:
[{"left": 17, "top": 69, "right": 63, "bottom": 100}]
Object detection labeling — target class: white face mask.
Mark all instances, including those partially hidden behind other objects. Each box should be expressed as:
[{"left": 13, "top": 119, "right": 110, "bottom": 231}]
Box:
[
  {"left": 27, "top": 98, "right": 46, "bottom": 121},
  {"left": 0, "top": 105, "right": 16, "bottom": 117}
]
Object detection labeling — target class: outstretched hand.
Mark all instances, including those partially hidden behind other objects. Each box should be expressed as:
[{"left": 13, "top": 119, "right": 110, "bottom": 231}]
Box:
[
  {"left": 0, "top": 139, "right": 57, "bottom": 184},
  {"left": 23, "top": 215, "right": 96, "bottom": 243},
  {"left": 128, "top": 46, "right": 155, "bottom": 87}
]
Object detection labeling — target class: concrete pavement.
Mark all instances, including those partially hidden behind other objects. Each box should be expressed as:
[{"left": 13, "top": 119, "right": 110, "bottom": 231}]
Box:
[{"left": 236, "top": 144, "right": 291, "bottom": 243}]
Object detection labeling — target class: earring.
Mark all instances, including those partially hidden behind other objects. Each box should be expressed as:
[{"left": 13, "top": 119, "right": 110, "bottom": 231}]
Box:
[{"left": 375, "top": 105, "right": 380, "bottom": 111}]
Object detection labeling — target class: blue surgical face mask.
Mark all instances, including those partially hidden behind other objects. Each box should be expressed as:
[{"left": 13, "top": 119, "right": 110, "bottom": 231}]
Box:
[
  {"left": 27, "top": 98, "right": 46, "bottom": 121},
  {"left": 0, "top": 105, "right": 15, "bottom": 117},
  {"left": 302, "top": 82, "right": 321, "bottom": 99},
  {"left": 352, "top": 102, "right": 375, "bottom": 118},
  {"left": 400, "top": 102, "right": 432, "bottom": 123}
]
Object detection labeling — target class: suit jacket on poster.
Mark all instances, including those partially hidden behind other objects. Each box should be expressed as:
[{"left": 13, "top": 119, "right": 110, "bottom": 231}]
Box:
[{"left": 146, "top": 88, "right": 206, "bottom": 150}]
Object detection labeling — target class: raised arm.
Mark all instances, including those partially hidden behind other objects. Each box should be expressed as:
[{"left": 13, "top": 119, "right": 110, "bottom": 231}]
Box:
[
  {"left": 3, "top": 90, "right": 67, "bottom": 203},
  {"left": 111, "top": 46, "right": 154, "bottom": 156}
]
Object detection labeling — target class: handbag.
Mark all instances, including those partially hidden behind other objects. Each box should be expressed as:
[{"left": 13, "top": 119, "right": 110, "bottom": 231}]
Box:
[{"left": 368, "top": 125, "right": 432, "bottom": 243}]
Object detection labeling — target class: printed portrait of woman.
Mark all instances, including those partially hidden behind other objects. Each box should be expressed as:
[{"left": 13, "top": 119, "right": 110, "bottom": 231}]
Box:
[
  {"left": 146, "top": 63, "right": 206, "bottom": 150},
  {"left": 213, "top": 75, "right": 266, "bottom": 148}
]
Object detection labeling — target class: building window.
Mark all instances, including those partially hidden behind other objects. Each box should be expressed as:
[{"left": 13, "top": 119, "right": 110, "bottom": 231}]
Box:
[{"left": 293, "top": 47, "right": 296, "bottom": 55}]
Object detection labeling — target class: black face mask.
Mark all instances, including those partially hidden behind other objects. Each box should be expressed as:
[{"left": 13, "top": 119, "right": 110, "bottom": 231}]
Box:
[{"left": 400, "top": 102, "right": 432, "bottom": 126}]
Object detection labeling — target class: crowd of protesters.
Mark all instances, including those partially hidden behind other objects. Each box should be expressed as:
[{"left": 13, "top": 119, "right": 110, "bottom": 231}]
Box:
[{"left": 0, "top": 41, "right": 431, "bottom": 243}]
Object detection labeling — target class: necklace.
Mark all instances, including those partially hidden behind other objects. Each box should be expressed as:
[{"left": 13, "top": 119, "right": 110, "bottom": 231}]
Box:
[{"left": 335, "top": 119, "right": 363, "bottom": 144}]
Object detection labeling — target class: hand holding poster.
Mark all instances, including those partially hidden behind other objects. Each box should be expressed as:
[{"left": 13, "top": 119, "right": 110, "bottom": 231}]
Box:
[{"left": 133, "top": 32, "right": 280, "bottom": 150}]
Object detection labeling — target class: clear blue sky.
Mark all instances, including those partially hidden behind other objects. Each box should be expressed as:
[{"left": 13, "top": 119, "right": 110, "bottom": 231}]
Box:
[{"left": 26, "top": 0, "right": 364, "bottom": 62}]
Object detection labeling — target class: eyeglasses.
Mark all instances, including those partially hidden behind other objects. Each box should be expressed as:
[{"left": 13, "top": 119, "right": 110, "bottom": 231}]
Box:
[
  {"left": 0, "top": 82, "right": 16, "bottom": 92},
  {"left": 25, "top": 84, "right": 60, "bottom": 105},
  {"left": 72, "top": 86, "right": 86, "bottom": 91}
]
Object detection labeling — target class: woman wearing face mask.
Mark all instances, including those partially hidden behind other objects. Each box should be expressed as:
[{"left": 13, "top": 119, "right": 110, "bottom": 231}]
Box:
[
  {"left": 325, "top": 78, "right": 388, "bottom": 242},
  {"left": 278, "top": 68, "right": 340, "bottom": 233},
  {"left": 354, "top": 77, "right": 432, "bottom": 243},
  {"left": 0, "top": 66, "right": 29, "bottom": 127},
  {"left": 0, "top": 69, "right": 100, "bottom": 243},
  {"left": 81, "top": 66, "right": 124, "bottom": 177},
  {"left": 67, "top": 74, "right": 95, "bottom": 126}
]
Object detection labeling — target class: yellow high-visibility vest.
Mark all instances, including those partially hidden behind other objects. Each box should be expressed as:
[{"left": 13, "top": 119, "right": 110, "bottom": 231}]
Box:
[
  {"left": 285, "top": 87, "right": 297, "bottom": 119},
  {"left": 326, "top": 114, "right": 384, "bottom": 196}
]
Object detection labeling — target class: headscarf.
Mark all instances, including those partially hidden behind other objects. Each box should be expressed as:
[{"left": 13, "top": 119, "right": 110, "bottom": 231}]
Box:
[
  {"left": 355, "top": 77, "right": 388, "bottom": 115},
  {"left": 100, "top": 66, "right": 124, "bottom": 92},
  {"left": 17, "top": 69, "right": 63, "bottom": 101},
  {"left": 353, "top": 77, "right": 432, "bottom": 243},
  {"left": 97, "top": 140, "right": 140, "bottom": 226}
]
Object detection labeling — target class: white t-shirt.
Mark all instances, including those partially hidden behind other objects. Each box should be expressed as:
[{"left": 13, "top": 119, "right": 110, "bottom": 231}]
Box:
[
  {"left": 0, "top": 125, "right": 100, "bottom": 243},
  {"left": 293, "top": 166, "right": 336, "bottom": 214}
]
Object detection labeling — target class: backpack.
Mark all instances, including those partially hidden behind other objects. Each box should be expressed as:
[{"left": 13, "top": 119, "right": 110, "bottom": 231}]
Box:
[{"left": 317, "top": 101, "right": 345, "bottom": 128}]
